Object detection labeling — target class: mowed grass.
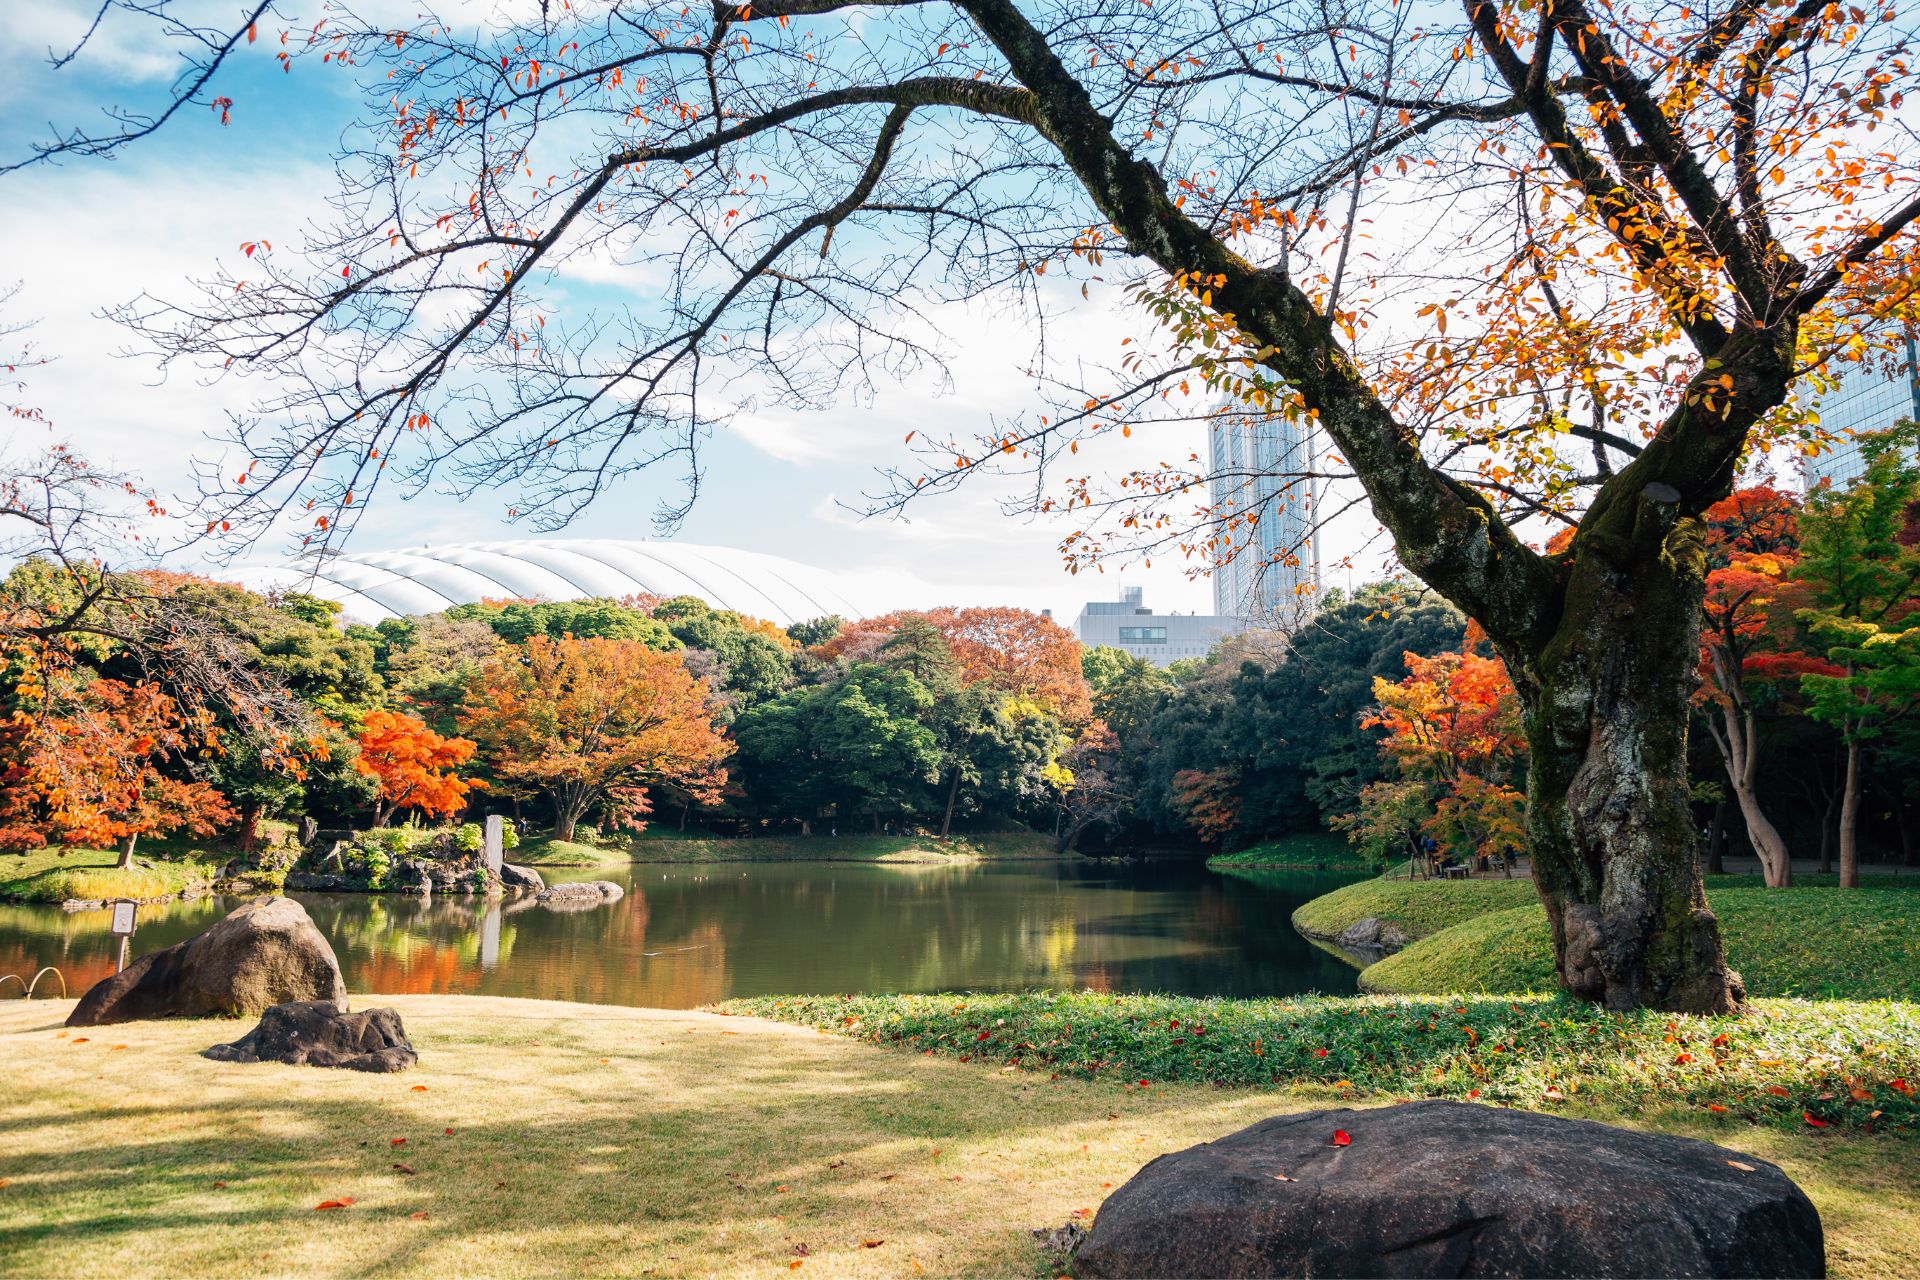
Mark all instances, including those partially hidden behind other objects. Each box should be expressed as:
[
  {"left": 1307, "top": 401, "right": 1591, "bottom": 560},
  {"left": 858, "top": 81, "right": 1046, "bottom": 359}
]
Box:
[
  {"left": 510, "top": 838, "right": 631, "bottom": 868},
  {"left": 1205, "top": 833, "right": 1371, "bottom": 870},
  {"left": 4, "top": 995, "right": 1919, "bottom": 1279},
  {"left": 0, "top": 846, "right": 217, "bottom": 904},
  {"left": 1363, "top": 884, "right": 1920, "bottom": 1001},
  {"left": 1289, "top": 875, "right": 1538, "bottom": 942}
]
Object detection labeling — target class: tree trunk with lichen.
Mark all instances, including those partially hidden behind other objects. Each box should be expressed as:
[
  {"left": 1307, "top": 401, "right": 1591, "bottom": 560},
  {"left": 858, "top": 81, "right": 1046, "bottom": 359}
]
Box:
[{"left": 1510, "top": 527, "right": 1743, "bottom": 1013}]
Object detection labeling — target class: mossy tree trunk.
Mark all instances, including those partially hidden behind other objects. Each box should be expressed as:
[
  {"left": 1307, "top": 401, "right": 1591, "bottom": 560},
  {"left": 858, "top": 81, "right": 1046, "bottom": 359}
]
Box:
[{"left": 1510, "top": 500, "right": 1742, "bottom": 1011}]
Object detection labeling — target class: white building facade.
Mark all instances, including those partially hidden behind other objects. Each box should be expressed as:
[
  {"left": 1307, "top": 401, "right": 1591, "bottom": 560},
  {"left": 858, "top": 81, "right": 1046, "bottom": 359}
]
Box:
[{"left": 1072, "top": 586, "right": 1246, "bottom": 667}]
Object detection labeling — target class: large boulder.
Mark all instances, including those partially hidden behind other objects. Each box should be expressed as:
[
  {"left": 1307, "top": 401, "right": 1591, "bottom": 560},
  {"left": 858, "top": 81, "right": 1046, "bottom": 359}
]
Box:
[
  {"left": 204, "top": 1000, "right": 416, "bottom": 1073},
  {"left": 499, "top": 861, "right": 546, "bottom": 894},
  {"left": 67, "top": 897, "right": 347, "bottom": 1027},
  {"left": 1075, "top": 1101, "right": 1823, "bottom": 1279}
]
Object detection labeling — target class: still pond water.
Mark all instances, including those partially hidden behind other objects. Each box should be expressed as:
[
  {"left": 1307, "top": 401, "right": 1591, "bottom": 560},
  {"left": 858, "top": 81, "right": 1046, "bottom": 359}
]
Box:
[{"left": 0, "top": 861, "right": 1366, "bottom": 1009}]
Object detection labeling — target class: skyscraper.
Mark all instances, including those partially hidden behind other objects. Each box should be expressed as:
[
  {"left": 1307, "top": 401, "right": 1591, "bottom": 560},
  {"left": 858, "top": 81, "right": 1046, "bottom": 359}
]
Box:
[
  {"left": 1803, "top": 336, "right": 1920, "bottom": 489},
  {"left": 1206, "top": 403, "right": 1320, "bottom": 626}
]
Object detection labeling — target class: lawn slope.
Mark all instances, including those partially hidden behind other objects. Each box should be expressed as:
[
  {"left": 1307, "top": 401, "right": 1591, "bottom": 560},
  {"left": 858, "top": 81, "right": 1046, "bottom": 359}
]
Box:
[{"left": 1362, "top": 884, "right": 1920, "bottom": 1001}]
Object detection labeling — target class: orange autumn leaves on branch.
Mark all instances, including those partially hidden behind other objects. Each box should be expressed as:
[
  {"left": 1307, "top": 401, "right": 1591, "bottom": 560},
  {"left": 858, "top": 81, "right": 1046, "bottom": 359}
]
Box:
[
  {"left": 2, "top": 668, "right": 233, "bottom": 867},
  {"left": 354, "top": 711, "right": 478, "bottom": 827},
  {"left": 458, "top": 635, "right": 728, "bottom": 843}
]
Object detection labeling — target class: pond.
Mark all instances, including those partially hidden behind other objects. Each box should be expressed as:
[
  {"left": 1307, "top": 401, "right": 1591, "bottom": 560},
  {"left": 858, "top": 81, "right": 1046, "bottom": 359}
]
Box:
[{"left": 0, "top": 860, "right": 1366, "bottom": 1010}]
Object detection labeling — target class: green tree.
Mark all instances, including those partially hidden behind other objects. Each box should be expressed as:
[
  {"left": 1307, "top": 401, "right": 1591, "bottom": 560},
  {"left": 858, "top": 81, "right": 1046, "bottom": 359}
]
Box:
[
  {"left": 1797, "top": 428, "right": 1920, "bottom": 886},
  {"left": 733, "top": 664, "right": 942, "bottom": 831},
  {"left": 448, "top": 597, "right": 680, "bottom": 649}
]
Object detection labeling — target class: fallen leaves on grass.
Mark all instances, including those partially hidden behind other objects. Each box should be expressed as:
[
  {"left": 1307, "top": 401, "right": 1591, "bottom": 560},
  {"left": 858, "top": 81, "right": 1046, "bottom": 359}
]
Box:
[
  {"left": 1331, "top": 1130, "right": 1352, "bottom": 1147},
  {"left": 314, "top": 1198, "right": 355, "bottom": 1211},
  {"left": 392, "top": 1164, "right": 415, "bottom": 1176}
]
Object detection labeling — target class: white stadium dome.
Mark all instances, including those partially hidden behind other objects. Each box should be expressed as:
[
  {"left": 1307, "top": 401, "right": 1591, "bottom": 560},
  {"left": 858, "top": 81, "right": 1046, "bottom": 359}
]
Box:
[{"left": 236, "top": 538, "right": 875, "bottom": 627}]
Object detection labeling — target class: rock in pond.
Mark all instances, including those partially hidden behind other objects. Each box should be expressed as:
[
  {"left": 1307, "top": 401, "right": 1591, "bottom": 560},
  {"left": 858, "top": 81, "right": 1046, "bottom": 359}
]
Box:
[
  {"left": 1075, "top": 1100, "right": 1823, "bottom": 1279},
  {"left": 68, "top": 897, "right": 347, "bottom": 1027},
  {"left": 535, "top": 880, "right": 623, "bottom": 912},
  {"left": 205, "top": 1000, "right": 417, "bottom": 1073},
  {"left": 1333, "top": 916, "right": 1412, "bottom": 954},
  {"left": 498, "top": 861, "right": 546, "bottom": 894}
]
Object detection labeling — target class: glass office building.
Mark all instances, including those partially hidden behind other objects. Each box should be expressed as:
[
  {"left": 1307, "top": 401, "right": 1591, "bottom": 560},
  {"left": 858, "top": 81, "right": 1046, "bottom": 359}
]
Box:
[
  {"left": 1804, "top": 336, "right": 1920, "bottom": 489},
  {"left": 1206, "top": 404, "right": 1321, "bottom": 626}
]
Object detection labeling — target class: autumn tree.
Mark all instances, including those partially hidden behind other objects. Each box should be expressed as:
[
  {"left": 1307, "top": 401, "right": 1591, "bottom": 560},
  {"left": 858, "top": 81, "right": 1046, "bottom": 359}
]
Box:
[
  {"left": 25, "top": 0, "right": 1920, "bottom": 1009},
  {"left": 6, "top": 670, "right": 235, "bottom": 866},
  {"left": 460, "top": 636, "right": 729, "bottom": 841},
  {"left": 355, "top": 710, "right": 478, "bottom": 827},
  {"left": 1694, "top": 487, "right": 1834, "bottom": 887}
]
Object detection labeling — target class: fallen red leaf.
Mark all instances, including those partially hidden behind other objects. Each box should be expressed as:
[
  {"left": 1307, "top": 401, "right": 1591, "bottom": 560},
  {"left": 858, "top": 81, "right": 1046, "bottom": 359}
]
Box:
[
  {"left": 1708, "top": 1104, "right": 1729, "bottom": 1113},
  {"left": 314, "top": 1198, "right": 355, "bottom": 1210},
  {"left": 392, "top": 1163, "right": 416, "bottom": 1175},
  {"left": 70, "top": 1038, "right": 89, "bottom": 1045},
  {"left": 1766, "top": 1085, "right": 1792, "bottom": 1097},
  {"left": 391, "top": 1138, "right": 408, "bottom": 1147},
  {"left": 410, "top": 1085, "right": 428, "bottom": 1092},
  {"left": 1331, "top": 1130, "right": 1352, "bottom": 1147},
  {"left": 409, "top": 1211, "right": 430, "bottom": 1221},
  {"left": 1803, "top": 1111, "right": 1831, "bottom": 1129},
  {"left": 861, "top": 1240, "right": 884, "bottom": 1249}
]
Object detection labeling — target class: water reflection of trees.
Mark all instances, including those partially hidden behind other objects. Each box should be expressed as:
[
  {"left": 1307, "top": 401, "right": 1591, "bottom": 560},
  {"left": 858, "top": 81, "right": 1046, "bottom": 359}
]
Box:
[{"left": 1, "top": 867, "right": 1369, "bottom": 1009}]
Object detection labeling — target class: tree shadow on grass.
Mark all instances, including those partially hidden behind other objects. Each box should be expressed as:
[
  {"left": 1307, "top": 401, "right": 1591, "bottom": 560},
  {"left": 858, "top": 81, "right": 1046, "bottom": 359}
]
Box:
[{"left": 3, "top": 999, "right": 1917, "bottom": 1278}]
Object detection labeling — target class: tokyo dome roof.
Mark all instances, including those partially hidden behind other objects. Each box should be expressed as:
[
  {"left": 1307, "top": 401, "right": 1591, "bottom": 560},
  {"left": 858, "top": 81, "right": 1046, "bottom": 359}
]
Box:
[{"left": 236, "top": 538, "right": 873, "bottom": 627}]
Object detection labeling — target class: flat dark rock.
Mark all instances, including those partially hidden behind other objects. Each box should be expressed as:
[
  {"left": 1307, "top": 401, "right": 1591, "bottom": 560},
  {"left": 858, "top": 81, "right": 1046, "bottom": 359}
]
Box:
[
  {"left": 536, "top": 880, "right": 623, "bottom": 911},
  {"left": 1075, "top": 1100, "right": 1823, "bottom": 1279},
  {"left": 68, "top": 897, "right": 347, "bottom": 1027},
  {"left": 205, "top": 1001, "right": 417, "bottom": 1073}
]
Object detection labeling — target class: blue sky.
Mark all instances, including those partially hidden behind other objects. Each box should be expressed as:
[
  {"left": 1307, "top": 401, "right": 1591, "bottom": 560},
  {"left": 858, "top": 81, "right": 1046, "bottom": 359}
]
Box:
[{"left": 0, "top": 1, "right": 1393, "bottom": 622}]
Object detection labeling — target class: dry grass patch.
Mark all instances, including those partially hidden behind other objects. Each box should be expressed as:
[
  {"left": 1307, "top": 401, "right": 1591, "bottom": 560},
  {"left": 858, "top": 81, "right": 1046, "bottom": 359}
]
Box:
[{"left": 0, "top": 995, "right": 1915, "bottom": 1278}]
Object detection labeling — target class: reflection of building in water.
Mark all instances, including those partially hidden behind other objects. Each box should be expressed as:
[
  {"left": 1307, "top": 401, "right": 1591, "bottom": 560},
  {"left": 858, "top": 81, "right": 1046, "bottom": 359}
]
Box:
[{"left": 1207, "top": 404, "right": 1321, "bottom": 628}]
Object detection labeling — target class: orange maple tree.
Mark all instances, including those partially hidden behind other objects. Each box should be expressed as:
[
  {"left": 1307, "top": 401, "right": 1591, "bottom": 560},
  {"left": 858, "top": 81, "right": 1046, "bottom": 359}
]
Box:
[
  {"left": 816, "top": 607, "right": 1092, "bottom": 722},
  {"left": 1366, "top": 647, "right": 1525, "bottom": 787},
  {"left": 459, "top": 635, "right": 729, "bottom": 841},
  {"left": 354, "top": 710, "right": 478, "bottom": 827},
  {"left": 1695, "top": 487, "right": 1839, "bottom": 887},
  {"left": 5, "top": 671, "right": 234, "bottom": 866}
]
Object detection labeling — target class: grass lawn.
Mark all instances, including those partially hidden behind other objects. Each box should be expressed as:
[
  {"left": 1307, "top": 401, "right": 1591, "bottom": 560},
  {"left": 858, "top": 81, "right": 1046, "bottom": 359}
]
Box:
[
  {"left": 0, "top": 845, "right": 218, "bottom": 905},
  {"left": 1363, "top": 883, "right": 1920, "bottom": 1001},
  {"left": 509, "top": 838, "right": 632, "bottom": 868},
  {"left": 519, "top": 831, "right": 1061, "bottom": 866},
  {"left": 1205, "top": 833, "right": 1372, "bottom": 870},
  {"left": 3, "top": 995, "right": 1917, "bottom": 1279},
  {"left": 1289, "top": 874, "right": 1539, "bottom": 943}
]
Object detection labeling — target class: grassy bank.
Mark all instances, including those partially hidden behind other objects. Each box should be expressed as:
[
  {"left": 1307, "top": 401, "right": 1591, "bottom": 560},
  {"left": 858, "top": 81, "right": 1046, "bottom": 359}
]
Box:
[
  {"left": 1205, "top": 833, "right": 1371, "bottom": 870},
  {"left": 1290, "top": 875, "right": 1538, "bottom": 943},
  {"left": 519, "top": 831, "right": 1061, "bottom": 866},
  {"left": 4, "top": 995, "right": 1919, "bottom": 1278},
  {"left": 510, "top": 838, "right": 632, "bottom": 868},
  {"left": 1363, "top": 883, "right": 1920, "bottom": 1001},
  {"left": 0, "top": 846, "right": 218, "bottom": 905},
  {"left": 732, "top": 990, "right": 1920, "bottom": 1133}
]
